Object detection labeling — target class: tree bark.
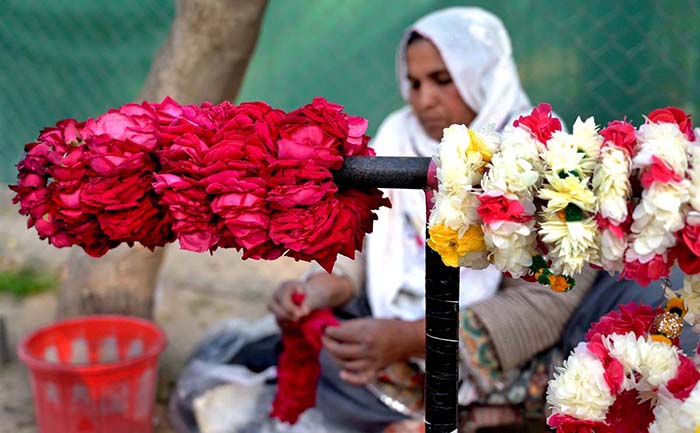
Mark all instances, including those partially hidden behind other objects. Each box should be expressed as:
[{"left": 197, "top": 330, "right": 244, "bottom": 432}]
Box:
[{"left": 57, "top": 0, "right": 268, "bottom": 319}]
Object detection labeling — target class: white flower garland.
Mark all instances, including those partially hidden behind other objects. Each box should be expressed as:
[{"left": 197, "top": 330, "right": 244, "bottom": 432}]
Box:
[
  {"left": 538, "top": 117, "right": 602, "bottom": 276},
  {"left": 592, "top": 122, "right": 636, "bottom": 273},
  {"left": 428, "top": 124, "right": 499, "bottom": 269},
  {"left": 626, "top": 121, "right": 691, "bottom": 263},
  {"left": 479, "top": 126, "right": 542, "bottom": 277}
]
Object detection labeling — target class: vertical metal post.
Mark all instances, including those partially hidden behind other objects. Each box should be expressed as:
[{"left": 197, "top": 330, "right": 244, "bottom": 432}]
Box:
[
  {"left": 335, "top": 157, "right": 461, "bottom": 432},
  {"left": 423, "top": 192, "right": 460, "bottom": 433}
]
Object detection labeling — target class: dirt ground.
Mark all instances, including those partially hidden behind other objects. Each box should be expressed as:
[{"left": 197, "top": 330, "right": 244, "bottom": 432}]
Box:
[{"left": 0, "top": 188, "right": 309, "bottom": 433}]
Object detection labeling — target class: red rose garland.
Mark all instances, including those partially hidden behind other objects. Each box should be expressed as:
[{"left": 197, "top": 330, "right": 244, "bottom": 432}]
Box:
[{"left": 11, "top": 97, "right": 390, "bottom": 272}]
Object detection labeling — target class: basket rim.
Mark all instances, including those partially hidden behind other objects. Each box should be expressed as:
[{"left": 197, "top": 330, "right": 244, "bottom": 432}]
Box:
[{"left": 17, "top": 314, "right": 167, "bottom": 375}]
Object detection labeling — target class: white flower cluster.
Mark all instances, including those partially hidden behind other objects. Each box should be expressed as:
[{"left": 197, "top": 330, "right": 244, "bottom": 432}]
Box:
[
  {"left": 479, "top": 126, "right": 543, "bottom": 277},
  {"left": 592, "top": 135, "right": 634, "bottom": 273},
  {"left": 604, "top": 332, "right": 681, "bottom": 392},
  {"left": 649, "top": 383, "right": 700, "bottom": 433},
  {"left": 627, "top": 122, "right": 691, "bottom": 264},
  {"left": 429, "top": 124, "right": 500, "bottom": 269},
  {"left": 539, "top": 117, "right": 602, "bottom": 275},
  {"left": 546, "top": 342, "right": 615, "bottom": 421},
  {"left": 548, "top": 331, "right": 689, "bottom": 430}
]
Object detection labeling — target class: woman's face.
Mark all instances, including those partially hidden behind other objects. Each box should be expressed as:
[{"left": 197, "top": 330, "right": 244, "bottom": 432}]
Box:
[{"left": 406, "top": 39, "right": 476, "bottom": 140}]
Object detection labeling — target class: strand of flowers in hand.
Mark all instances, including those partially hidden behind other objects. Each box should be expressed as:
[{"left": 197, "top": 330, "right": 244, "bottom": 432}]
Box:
[{"left": 427, "top": 105, "right": 700, "bottom": 292}]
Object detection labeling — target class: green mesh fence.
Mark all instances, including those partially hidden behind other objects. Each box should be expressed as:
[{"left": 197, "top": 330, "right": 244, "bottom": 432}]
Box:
[{"left": 2, "top": 0, "right": 699, "bottom": 184}]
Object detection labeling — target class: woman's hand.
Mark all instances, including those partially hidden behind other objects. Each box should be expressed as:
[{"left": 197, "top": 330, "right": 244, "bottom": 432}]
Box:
[
  {"left": 322, "top": 318, "right": 425, "bottom": 385},
  {"left": 268, "top": 273, "right": 355, "bottom": 325}
]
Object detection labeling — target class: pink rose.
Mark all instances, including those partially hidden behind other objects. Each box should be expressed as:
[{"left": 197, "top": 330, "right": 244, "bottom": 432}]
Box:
[
  {"left": 85, "top": 103, "right": 159, "bottom": 151},
  {"left": 477, "top": 193, "right": 532, "bottom": 224}
]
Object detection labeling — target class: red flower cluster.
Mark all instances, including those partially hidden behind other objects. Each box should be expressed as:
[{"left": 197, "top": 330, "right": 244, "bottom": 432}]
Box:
[
  {"left": 512, "top": 103, "right": 562, "bottom": 144},
  {"left": 648, "top": 107, "right": 695, "bottom": 141},
  {"left": 600, "top": 119, "right": 637, "bottom": 156},
  {"left": 11, "top": 97, "right": 390, "bottom": 272},
  {"left": 584, "top": 302, "right": 660, "bottom": 342},
  {"left": 476, "top": 193, "right": 533, "bottom": 224}
]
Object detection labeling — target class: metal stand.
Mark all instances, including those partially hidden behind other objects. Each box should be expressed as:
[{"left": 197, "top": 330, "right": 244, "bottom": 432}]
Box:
[{"left": 335, "top": 156, "right": 459, "bottom": 433}]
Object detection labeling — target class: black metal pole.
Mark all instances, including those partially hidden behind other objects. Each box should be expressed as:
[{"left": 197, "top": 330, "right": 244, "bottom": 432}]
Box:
[
  {"left": 333, "top": 156, "right": 460, "bottom": 433},
  {"left": 333, "top": 156, "right": 432, "bottom": 189},
  {"left": 424, "top": 204, "right": 460, "bottom": 433}
]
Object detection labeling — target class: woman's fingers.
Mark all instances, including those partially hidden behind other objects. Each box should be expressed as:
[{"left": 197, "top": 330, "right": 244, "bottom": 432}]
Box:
[
  {"left": 322, "top": 335, "right": 365, "bottom": 361},
  {"left": 323, "top": 320, "right": 365, "bottom": 344}
]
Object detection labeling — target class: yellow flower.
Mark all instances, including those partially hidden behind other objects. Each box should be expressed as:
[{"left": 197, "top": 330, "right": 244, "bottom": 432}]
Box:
[
  {"left": 468, "top": 129, "right": 493, "bottom": 163},
  {"left": 540, "top": 175, "right": 597, "bottom": 213},
  {"left": 428, "top": 224, "right": 485, "bottom": 267}
]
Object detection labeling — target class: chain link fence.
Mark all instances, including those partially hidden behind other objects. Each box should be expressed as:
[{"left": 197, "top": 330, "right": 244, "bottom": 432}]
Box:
[{"left": 2, "top": 0, "right": 699, "bottom": 184}]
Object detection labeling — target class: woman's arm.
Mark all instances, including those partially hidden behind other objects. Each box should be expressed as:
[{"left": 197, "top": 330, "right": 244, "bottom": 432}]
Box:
[
  {"left": 268, "top": 252, "right": 365, "bottom": 323},
  {"left": 467, "top": 267, "right": 599, "bottom": 371}
]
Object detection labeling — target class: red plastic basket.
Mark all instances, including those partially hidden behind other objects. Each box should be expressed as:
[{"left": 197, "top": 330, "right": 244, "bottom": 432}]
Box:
[{"left": 17, "top": 315, "right": 167, "bottom": 433}]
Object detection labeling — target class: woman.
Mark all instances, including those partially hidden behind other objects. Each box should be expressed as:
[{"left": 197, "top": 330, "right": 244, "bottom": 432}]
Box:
[{"left": 173, "top": 7, "right": 598, "bottom": 433}]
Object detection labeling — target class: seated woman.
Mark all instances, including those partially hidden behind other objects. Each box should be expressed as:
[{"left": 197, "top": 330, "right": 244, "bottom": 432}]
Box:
[{"left": 170, "top": 7, "right": 599, "bottom": 433}]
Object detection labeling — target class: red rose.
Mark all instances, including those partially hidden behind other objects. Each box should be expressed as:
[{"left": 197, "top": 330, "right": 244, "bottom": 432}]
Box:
[
  {"left": 670, "top": 224, "right": 700, "bottom": 274},
  {"left": 587, "top": 334, "right": 625, "bottom": 395},
  {"left": 679, "top": 223, "right": 700, "bottom": 257},
  {"left": 604, "top": 390, "right": 654, "bottom": 433},
  {"left": 213, "top": 102, "right": 284, "bottom": 164},
  {"left": 513, "top": 103, "right": 562, "bottom": 145},
  {"left": 205, "top": 170, "right": 272, "bottom": 252},
  {"left": 666, "top": 354, "right": 700, "bottom": 400},
  {"left": 647, "top": 107, "right": 695, "bottom": 141},
  {"left": 270, "top": 197, "right": 354, "bottom": 272},
  {"left": 640, "top": 156, "right": 683, "bottom": 188},
  {"left": 600, "top": 120, "right": 637, "bottom": 155},
  {"left": 477, "top": 193, "right": 532, "bottom": 224},
  {"left": 268, "top": 164, "right": 337, "bottom": 208},
  {"left": 585, "top": 302, "right": 660, "bottom": 342},
  {"left": 96, "top": 195, "right": 173, "bottom": 247},
  {"left": 620, "top": 255, "right": 670, "bottom": 287},
  {"left": 84, "top": 135, "right": 155, "bottom": 177},
  {"left": 153, "top": 174, "right": 218, "bottom": 252},
  {"left": 337, "top": 189, "right": 390, "bottom": 251},
  {"left": 82, "top": 174, "right": 151, "bottom": 212},
  {"left": 547, "top": 413, "right": 612, "bottom": 433}
]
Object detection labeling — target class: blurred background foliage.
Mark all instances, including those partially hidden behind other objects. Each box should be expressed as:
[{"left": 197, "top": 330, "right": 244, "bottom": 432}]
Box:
[{"left": 2, "top": 0, "right": 698, "bottom": 183}]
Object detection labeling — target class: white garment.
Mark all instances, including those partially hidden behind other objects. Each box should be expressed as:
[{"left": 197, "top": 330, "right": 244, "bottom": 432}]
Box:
[{"left": 366, "top": 7, "right": 533, "bottom": 321}]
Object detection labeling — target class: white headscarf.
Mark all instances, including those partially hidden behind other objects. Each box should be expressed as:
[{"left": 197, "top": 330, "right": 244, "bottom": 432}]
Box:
[{"left": 366, "top": 7, "right": 532, "bottom": 320}]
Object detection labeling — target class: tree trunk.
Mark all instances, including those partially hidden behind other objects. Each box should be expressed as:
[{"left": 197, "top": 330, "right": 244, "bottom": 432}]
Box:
[{"left": 57, "top": 0, "right": 268, "bottom": 319}]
